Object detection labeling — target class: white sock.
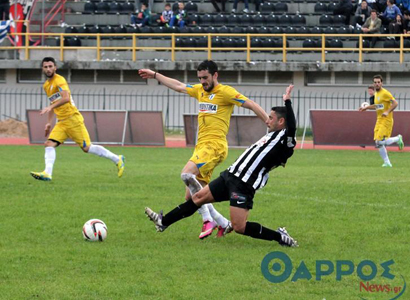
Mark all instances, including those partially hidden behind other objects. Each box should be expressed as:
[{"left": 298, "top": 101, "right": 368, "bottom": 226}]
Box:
[
  {"left": 385, "top": 136, "right": 399, "bottom": 146},
  {"left": 198, "top": 204, "right": 213, "bottom": 223},
  {"left": 44, "top": 147, "right": 56, "bottom": 176},
  {"left": 207, "top": 204, "right": 229, "bottom": 228},
  {"left": 88, "top": 144, "right": 119, "bottom": 164},
  {"left": 379, "top": 145, "right": 391, "bottom": 164}
]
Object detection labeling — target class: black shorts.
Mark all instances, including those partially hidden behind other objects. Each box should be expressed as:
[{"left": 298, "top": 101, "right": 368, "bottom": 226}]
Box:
[{"left": 209, "top": 170, "right": 255, "bottom": 210}]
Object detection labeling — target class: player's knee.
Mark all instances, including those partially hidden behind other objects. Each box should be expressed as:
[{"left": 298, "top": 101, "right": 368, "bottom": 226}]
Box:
[
  {"left": 231, "top": 220, "right": 246, "bottom": 234},
  {"left": 82, "top": 145, "right": 90, "bottom": 153},
  {"left": 44, "top": 140, "right": 56, "bottom": 147},
  {"left": 375, "top": 140, "right": 382, "bottom": 148}
]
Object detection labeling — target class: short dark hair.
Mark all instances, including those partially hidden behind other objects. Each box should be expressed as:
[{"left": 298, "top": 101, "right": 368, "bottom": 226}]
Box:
[
  {"left": 165, "top": 2, "right": 171, "bottom": 7},
  {"left": 404, "top": 10, "right": 410, "bottom": 16},
  {"left": 371, "top": 9, "right": 377, "bottom": 13},
  {"left": 197, "top": 60, "right": 218, "bottom": 75},
  {"left": 42, "top": 57, "right": 56, "bottom": 66},
  {"left": 373, "top": 74, "right": 383, "bottom": 82},
  {"left": 368, "top": 85, "right": 375, "bottom": 90},
  {"left": 361, "top": 0, "right": 367, "bottom": 3},
  {"left": 271, "top": 107, "right": 287, "bottom": 123}
]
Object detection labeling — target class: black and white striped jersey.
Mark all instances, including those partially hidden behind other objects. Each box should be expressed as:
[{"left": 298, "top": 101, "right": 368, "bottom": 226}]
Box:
[{"left": 227, "top": 100, "right": 296, "bottom": 190}]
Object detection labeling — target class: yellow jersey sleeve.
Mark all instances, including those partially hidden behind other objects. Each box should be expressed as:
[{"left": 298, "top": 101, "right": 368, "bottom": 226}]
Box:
[
  {"left": 221, "top": 85, "right": 249, "bottom": 107},
  {"left": 55, "top": 76, "right": 70, "bottom": 93},
  {"left": 186, "top": 84, "right": 203, "bottom": 99}
]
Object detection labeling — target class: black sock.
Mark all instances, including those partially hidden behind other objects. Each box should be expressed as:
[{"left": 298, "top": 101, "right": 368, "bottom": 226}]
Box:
[
  {"left": 243, "top": 221, "right": 281, "bottom": 242},
  {"left": 162, "top": 199, "right": 199, "bottom": 227}
]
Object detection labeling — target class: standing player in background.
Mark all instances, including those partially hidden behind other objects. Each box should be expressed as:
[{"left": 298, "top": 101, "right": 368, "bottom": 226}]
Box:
[
  {"left": 139, "top": 60, "right": 269, "bottom": 239},
  {"left": 368, "top": 85, "right": 375, "bottom": 105},
  {"left": 145, "top": 85, "right": 298, "bottom": 247},
  {"left": 30, "top": 57, "right": 125, "bottom": 181},
  {"left": 359, "top": 75, "right": 404, "bottom": 167}
]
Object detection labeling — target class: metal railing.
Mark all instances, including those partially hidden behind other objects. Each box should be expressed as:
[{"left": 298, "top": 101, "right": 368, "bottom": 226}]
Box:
[
  {"left": 1, "top": 32, "right": 410, "bottom": 63},
  {"left": 1, "top": 88, "right": 409, "bottom": 129}
]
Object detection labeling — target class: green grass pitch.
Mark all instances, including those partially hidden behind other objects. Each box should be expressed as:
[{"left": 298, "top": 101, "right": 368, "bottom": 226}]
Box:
[{"left": 0, "top": 145, "right": 409, "bottom": 299}]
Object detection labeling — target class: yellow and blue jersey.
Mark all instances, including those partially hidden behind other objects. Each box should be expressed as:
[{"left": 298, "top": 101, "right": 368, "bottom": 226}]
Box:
[
  {"left": 186, "top": 83, "right": 249, "bottom": 143},
  {"left": 43, "top": 74, "right": 79, "bottom": 120},
  {"left": 374, "top": 88, "right": 395, "bottom": 123}
]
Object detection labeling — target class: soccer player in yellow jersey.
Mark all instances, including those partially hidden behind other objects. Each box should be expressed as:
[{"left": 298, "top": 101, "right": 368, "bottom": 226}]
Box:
[
  {"left": 139, "top": 60, "right": 269, "bottom": 239},
  {"left": 359, "top": 74, "right": 404, "bottom": 167},
  {"left": 30, "top": 57, "right": 125, "bottom": 181}
]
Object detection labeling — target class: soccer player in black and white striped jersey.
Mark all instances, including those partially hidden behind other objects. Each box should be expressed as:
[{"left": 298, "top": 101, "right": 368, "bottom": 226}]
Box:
[{"left": 145, "top": 85, "right": 298, "bottom": 247}]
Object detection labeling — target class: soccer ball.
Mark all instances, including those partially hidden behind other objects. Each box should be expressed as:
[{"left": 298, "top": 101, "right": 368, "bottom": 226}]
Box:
[
  {"left": 361, "top": 102, "right": 370, "bottom": 108},
  {"left": 82, "top": 219, "right": 108, "bottom": 242}
]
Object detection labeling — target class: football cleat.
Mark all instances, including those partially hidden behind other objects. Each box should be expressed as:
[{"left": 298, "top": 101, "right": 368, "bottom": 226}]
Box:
[
  {"left": 216, "top": 222, "right": 233, "bottom": 238},
  {"left": 145, "top": 207, "right": 167, "bottom": 232},
  {"left": 277, "top": 227, "right": 298, "bottom": 247},
  {"left": 199, "top": 221, "right": 217, "bottom": 239},
  {"left": 181, "top": 173, "right": 202, "bottom": 196},
  {"left": 398, "top": 135, "right": 404, "bottom": 151},
  {"left": 117, "top": 155, "right": 125, "bottom": 178},
  {"left": 382, "top": 162, "right": 392, "bottom": 168},
  {"left": 30, "top": 171, "right": 52, "bottom": 181}
]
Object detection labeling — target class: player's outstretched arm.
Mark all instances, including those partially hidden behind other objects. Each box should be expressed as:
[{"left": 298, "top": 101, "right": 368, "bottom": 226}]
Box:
[
  {"left": 138, "top": 69, "right": 187, "bottom": 94},
  {"left": 242, "top": 100, "right": 269, "bottom": 123},
  {"left": 283, "top": 85, "right": 296, "bottom": 134}
]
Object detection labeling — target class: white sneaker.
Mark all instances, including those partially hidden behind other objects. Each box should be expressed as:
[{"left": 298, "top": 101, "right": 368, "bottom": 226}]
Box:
[
  {"left": 145, "top": 207, "right": 167, "bottom": 232},
  {"left": 243, "top": 8, "right": 249, "bottom": 13},
  {"left": 382, "top": 162, "right": 392, "bottom": 167},
  {"left": 231, "top": 8, "right": 236, "bottom": 13}
]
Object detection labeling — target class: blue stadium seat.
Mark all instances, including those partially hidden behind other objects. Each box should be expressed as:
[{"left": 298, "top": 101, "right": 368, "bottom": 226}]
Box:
[
  {"left": 245, "top": 26, "right": 257, "bottom": 34},
  {"left": 337, "top": 26, "right": 352, "bottom": 34},
  {"left": 357, "top": 39, "right": 371, "bottom": 48},
  {"left": 327, "top": 2, "right": 338, "bottom": 13},
  {"left": 185, "top": 2, "right": 198, "bottom": 12},
  {"left": 323, "top": 26, "right": 336, "bottom": 34},
  {"left": 218, "top": 26, "right": 231, "bottom": 34},
  {"left": 108, "top": 2, "right": 122, "bottom": 14},
  {"left": 176, "top": 37, "right": 184, "bottom": 47},
  {"left": 207, "top": 26, "right": 218, "bottom": 34},
  {"left": 274, "top": 3, "right": 288, "bottom": 13},
  {"left": 329, "top": 39, "right": 343, "bottom": 48},
  {"left": 314, "top": 2, "right": 327, "bottom": 14},
  {"left": 184, "top": 37, "right": 196, "bottom": 48},
  {"left": 96, "top": 1, "right": 110, "bottom": 14},
  {"left": 252, "top": 14, "right": 265, "bottom": 26},
  {"left": 251, "top": 37, "right": 262, "bottom": 47},
  {"left": 270, "top": 26, "right": 283, "bottom": 34},
  {"left": 303, "top": 39, "right": 319, "bottom": 48},
  {"left": 261, "top": 38, "right": 276, "bottom": 48},
  {"left": 65, "top": 26, "right": 78, "bottom": 34},
  {"left": 196, "top": 37, "right": 207, "bottom": 47},
  {"left": 122, "top": 2, "right": 134, "bottom": 13},
  {"left": 235, "top": 38, "right": 246, "bottom": 48},
  {"left": 384, "top": 40, "right": 398, "bottom": 48},
  {"left": 279, "top": 14, "right": 292, "bottom": 25},
  {"left": 297, "top": 26, "right": 310, "bottom": 34},
  {"left": 179, "top": 27, "right": 191, "bottom": 33},
  {"left": 212, "top": 37, "right": 222, "bottom": 47},
  {"left": 333, "top": 15, "right": 346, "bottom": 25},
  {"left": 292, "top": 15, "right": 306, "bottom": 25},
  {"left": 283, "top": 26, "right": 296, "bottom": 34},
  {"left": 240, "top": 14, "right": 252, "bottom": 26},
  {"left": 89, "top": 25, "right": 102, "bottom": 35},
  {"left": 310, "top": 26, "right": 322, "bottom": 34},
  {"left": 319, "top": 14, "right": 333, "bottom": 25},
  {"left": 265, "top": 14, "right": 278, "bottom": 26},
  {"left": 77, "top": 25, "right": 89, "bottom": 35},
  {"left": 83, "top": 1, "right": 96, "bottom": 14},
  {"left": 260, "top": 2, "right": 274, "bottom": 13},
  {"left": 200, "top": 14, "right": 214, "bottom": 26},
  {"left": 152, "top": 26, "right": 164, "bottom": 34},
  {"left": 126, "top": 26, "right": 139, "bottom": 34},
  {"left": 227, "top": 14, "right": 240, "bottom": 26},
  {"left": 191, "top": 26, "right": 205, "bottom": 34},
  {"left": 214, "top": 14, "right": 227, "bottom": 26},
  {"left": 222, "top": 38, "right": 237, "bottom": 48},
  {"left": 231, "top": 27, "right": 243, "bottom": 34},
  {"left": 187, "top": 14, "right": 199, "bottom": 26},
  {"left": 258, "top": 26, "right": 270, "bottom": 34}
]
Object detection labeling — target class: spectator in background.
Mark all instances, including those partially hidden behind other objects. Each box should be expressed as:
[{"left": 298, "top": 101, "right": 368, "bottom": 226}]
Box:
[
  {"left": 333, "top": 0, "right": 353, "bottom": 25},
  {"left": 379, "top": 0, "right": 402, "bottom": 25},
  {"left": 368, "top": 85, "right": 375, "bottom": 105},
  {"left": 388, "top": 13, "right": 404, "bottom": 38},
  {"left": 157, "top": 3, "right": 173, "bottom": 27},
  {"left": 131, "top": 3, "right": 151, "bottom": 27},
  {"left": 170, "top": 2, "right": 186, "bottom": 28},
  {"left": 211, "top": 0, "right": 227, "bottom": 12},
  {"left": 359, "top": 0, "right": 377, "bottom": 9},
  {"left": 362, "top": 9, "right": 382, "bottom": 47},
  {"left": 375, "top": 0, "right": 387, "bottom": 12},
  {"left": 0, "top": 0, "right": 10, "bottom": 20},
  {"left": 356, "top": 0, "right": 372, "bottom": 25},
  {"left": 232, "top": 0, "right": 249, "bottom": 13},
  {"left": 396, "top": 0, "right": 410, "bottom": 12},
  {"left": 403, "top": 10, "right": 410, "bottom": 34}
]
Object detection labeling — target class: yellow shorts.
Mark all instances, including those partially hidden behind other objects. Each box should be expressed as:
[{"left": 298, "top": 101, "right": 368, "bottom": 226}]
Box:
[
  {"left": 374, "top": 119, "right": 393, "bottom": 141},
  {"left": 189, "top": 140, "right": 228, "bottom": 184},
  {"left": 49, "top": 113, "right": 91, "bottom": 148}
]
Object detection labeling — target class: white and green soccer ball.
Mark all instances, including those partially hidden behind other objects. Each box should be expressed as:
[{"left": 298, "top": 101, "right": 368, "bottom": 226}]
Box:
[{"left": 82, "top": 219, "right": 107, "bottom": 242}]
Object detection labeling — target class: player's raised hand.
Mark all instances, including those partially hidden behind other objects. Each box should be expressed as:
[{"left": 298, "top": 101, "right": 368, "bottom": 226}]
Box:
[
  {"left": 138, "top": 69, "right": 156, "bottom": 79},
  {"left": 283, "top": 84, "right": 294, "bottom": 101}
]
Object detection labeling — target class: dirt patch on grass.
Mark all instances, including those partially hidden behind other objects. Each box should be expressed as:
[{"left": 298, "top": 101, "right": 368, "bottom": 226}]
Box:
[{"left": 0, "top": 119, "right": 29, "bottom": 138}]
